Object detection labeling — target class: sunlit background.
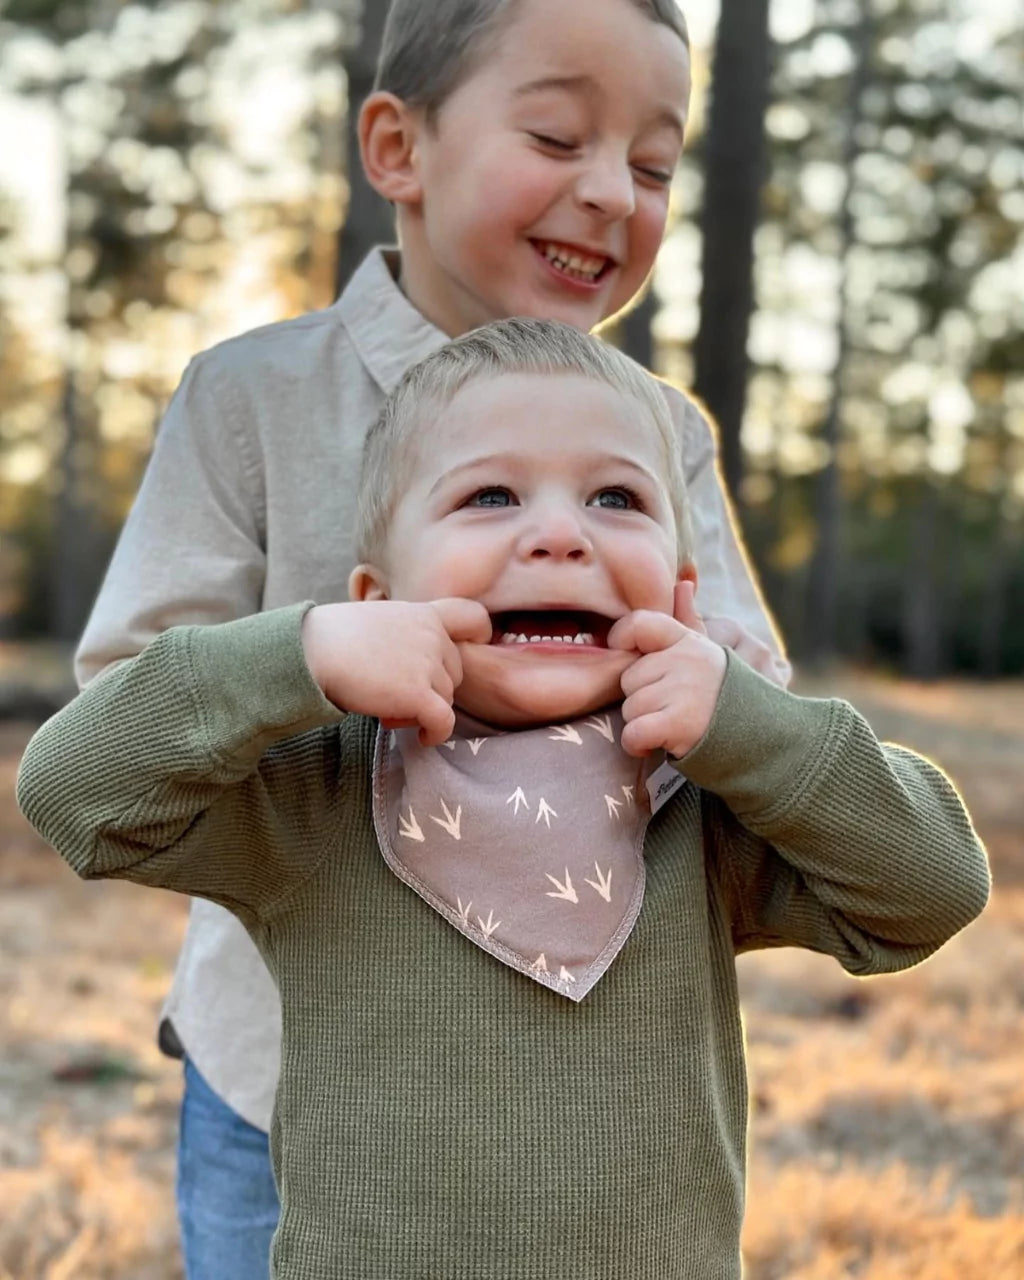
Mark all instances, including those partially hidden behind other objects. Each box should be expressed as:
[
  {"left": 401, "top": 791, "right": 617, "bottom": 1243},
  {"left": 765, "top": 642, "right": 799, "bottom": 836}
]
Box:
[
  {"left": 2, "top": 5, "right": 1024, "bottom": 1279},
  {"left": 1, "top": 0, "right": 1022, "bottom": 676}
]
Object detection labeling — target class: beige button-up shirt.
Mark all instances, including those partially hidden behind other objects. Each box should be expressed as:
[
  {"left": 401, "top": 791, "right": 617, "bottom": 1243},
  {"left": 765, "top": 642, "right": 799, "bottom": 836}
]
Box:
[{"left": 76, "top": 247, "right": 787, "bottom": 1130}]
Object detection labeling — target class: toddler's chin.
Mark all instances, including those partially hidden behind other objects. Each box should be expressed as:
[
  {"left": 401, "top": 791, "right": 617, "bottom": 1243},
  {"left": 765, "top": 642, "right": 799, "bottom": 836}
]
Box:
[{"left": 457, "top": 660, "right": 627, "bottom": 730}]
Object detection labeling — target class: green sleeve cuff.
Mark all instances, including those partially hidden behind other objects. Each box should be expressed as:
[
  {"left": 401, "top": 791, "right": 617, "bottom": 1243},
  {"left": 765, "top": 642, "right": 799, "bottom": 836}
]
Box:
[
  {"left": 677, "top": 649, "right": 841, "bottom": 821},
  {"left": 185, "top": 603, "right": 346, "bottom": 768}
]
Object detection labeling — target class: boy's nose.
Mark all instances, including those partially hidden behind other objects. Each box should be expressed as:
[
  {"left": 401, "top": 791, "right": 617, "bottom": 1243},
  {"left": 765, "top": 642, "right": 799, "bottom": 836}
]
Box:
[
  {"left": 576, "top": 153, "right": 636, "bottom": 221},
  {"left": 518, "top": 509, "right": 593, "bottom": 562}
]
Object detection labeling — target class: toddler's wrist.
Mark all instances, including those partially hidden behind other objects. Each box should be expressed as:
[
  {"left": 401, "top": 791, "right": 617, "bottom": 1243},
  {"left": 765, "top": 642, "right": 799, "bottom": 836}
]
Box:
[{"left": 300, "top": 603, "right": 358, "bottom": 705}]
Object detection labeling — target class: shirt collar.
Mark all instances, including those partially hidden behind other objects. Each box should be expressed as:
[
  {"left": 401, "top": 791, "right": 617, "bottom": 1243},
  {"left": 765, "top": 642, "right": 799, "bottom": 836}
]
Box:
[{"left": 336, "top": 247, "right": 450, "bottom": 395}]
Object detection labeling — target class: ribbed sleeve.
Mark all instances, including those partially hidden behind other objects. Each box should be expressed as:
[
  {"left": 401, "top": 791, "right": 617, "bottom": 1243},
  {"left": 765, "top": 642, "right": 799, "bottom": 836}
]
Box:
[
  {"left": 681, "top": 651, "right": 991, "bottom": 970},
  {"left": 16, "top": 604, "right": 346, "bottom": 921}
]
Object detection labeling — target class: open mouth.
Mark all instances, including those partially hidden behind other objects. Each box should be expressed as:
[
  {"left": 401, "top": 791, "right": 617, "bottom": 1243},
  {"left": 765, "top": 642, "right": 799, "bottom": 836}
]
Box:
[
  {"left": 531, "top": 239, "right": 614, "bottom": 286},
  {"left": 489, "top": 609, "right": 615, "bottom": 649}
]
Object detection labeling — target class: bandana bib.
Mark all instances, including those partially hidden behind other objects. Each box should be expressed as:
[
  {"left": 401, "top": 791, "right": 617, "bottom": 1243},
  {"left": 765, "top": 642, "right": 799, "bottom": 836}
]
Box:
[{"left": 371, "top": 708, "right": 685, "bottom": 1000}]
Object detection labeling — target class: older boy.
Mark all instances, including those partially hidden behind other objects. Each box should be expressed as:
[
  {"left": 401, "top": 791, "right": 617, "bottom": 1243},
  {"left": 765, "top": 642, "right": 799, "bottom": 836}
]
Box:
[
  {"left": 21, "top": 320, "right": 989, "bottom": 1280},
  {"left": 75, "top": 0, "right": 785, "bottom": 1271}
]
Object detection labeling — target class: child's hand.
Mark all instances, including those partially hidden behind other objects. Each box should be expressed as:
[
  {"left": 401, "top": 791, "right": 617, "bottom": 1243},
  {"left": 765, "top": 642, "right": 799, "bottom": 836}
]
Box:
[
  {"left": 301, "top": 598, "right": 492, "bottom": 746},
  {"left": 607, "top": 581, "right": 727, "bottom": 760}
]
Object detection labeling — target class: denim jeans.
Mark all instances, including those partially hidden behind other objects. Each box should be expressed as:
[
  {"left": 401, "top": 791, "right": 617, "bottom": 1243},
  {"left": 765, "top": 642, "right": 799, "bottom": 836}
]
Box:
[{"left": 176, "top": 1057, "right": 280, "bottom": 1280}]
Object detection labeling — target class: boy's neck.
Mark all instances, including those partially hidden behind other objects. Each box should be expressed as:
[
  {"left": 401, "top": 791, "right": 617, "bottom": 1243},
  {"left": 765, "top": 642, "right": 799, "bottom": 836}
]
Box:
[{"left": 396, "top": 253, "right": 472, "bottom": 340}]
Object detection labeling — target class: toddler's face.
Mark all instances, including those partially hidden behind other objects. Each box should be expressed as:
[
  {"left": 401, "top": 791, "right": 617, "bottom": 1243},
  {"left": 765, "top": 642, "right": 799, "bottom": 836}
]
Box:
[
  {"left": 401, "top": 0, "right": 691, "bottom": 337},
  {"left": 355, "top": 372, "right": 687, "bottom": 727}
]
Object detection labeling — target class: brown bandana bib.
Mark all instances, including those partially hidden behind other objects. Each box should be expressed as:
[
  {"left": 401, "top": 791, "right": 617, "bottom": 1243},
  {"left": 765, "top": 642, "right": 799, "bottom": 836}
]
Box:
[{"left": 371, "top": 708, "right": 685, "bottom": 1000}]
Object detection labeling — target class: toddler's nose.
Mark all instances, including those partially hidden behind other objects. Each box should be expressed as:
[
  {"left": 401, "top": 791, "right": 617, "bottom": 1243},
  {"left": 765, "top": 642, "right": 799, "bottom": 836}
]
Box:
[{"left": 518, "top": 508, "right": 593, "bottom": 562}]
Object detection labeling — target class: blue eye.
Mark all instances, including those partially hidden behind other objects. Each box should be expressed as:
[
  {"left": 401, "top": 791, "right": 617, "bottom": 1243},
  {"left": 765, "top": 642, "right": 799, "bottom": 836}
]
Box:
[
  {"left": 466, "top": 487, "right": 516, "bottom": 508},
  {"left": 590, "top": 487, "right": 642, "bottom": 511}
]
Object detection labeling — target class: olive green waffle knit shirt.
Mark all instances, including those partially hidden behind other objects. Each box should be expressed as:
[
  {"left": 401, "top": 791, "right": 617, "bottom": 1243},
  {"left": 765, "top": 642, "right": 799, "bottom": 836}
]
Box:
[{"left": 17, "top": 605, "right": 989, "bottom": 1280}]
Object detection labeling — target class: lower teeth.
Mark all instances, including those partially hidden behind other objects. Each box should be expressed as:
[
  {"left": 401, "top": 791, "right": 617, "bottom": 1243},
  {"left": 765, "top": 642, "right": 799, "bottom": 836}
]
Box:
[{"left": 556, "top": 262, "right": 594, "bottom": 279}]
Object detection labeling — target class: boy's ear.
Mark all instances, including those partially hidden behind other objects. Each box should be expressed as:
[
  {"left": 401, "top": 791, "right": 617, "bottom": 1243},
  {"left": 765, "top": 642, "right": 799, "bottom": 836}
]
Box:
[
  {"left": 359, "top": 91, "right": 424, "bottom": 206},
  {"left": 348, "top": 564, "right": 391, "bottom": 603}
]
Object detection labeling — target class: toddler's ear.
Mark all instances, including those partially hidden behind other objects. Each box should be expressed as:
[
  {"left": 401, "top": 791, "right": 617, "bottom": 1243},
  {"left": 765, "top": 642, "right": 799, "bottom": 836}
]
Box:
[
  {"left": 348, "top": 564, "right": 390, "bottom": 603},
  {"left": 359, "top": 92, "right": 423, "bottom": 206}
]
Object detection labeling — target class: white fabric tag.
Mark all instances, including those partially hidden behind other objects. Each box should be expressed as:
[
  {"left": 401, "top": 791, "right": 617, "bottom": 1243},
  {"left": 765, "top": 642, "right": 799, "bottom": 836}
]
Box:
[{"left": 646, "top": 758, "right": 686, "bottom": 814}]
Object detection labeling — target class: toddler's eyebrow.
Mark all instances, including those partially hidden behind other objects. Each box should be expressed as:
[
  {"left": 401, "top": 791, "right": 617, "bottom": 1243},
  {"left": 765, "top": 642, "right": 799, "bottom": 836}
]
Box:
[
  {"left": 428, "top": 454, "right": 517, "bottom": 498},
  {"left": 428, "top": 452, "right": 661, "bottom": 499},
  {"left": 513, "top": 74, "right": 684, "bottom": 140}
]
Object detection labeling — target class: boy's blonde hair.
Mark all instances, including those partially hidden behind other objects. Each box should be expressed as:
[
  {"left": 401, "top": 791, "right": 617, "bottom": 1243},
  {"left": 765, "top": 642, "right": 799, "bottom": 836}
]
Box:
[
  {"left": 375, "top": 0, "right": 689, "bottom": 119},
  {"left": 356, "top": 318, "right": 693, "bottom": 568}
]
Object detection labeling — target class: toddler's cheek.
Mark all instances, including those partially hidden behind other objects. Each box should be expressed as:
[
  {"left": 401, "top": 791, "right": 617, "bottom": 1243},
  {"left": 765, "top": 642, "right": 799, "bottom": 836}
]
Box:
[{"left": 633, "top": 564, "right": 678, "bottom": 617}]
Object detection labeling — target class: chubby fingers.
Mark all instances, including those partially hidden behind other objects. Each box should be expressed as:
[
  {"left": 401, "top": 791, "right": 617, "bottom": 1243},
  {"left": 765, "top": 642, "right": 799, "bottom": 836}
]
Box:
[
  {"left": 380, "top": 686, "right": 456, "bottom": 746},
  {"left": 417, "top": 597, "right": 487, "bottom": 692},
  {"left": 673, "top": 579, "right": 708, "bottom": 636},
  {"left": 431, "top": 597, "right": 493, "bottom": 646},
  {"left": 411, "top": 599, "right": 489, "bottom": 745},
  {"left": 620, "top": 707, "right": 678, "bottom": 759},
  {"left": 415, "top": 692, "right": 458, "bottom": 748},
  {"left": 607, "top": 609, "right": 687, "bottom": 656}
]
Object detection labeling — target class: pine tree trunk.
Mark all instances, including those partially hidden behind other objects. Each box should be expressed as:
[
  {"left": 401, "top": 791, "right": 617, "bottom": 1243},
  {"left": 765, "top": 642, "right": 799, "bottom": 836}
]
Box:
[
  {"left": 804, "top": 12, "right": 872, "bottom": 665},
  {"left": 336, "top": 0, "right": 393, "bottom": 293},
  {"left": 49, "top": 368, "right": 100, "bottom": 640},
  {"left": 618, "top": 288, "right": 655, "bottom": 369},
  {"left": 902, "top": 477, "right": 944, "bottom": 678},
  {"left": 692, "top": 0, "right": 771, "bottom": 507}
]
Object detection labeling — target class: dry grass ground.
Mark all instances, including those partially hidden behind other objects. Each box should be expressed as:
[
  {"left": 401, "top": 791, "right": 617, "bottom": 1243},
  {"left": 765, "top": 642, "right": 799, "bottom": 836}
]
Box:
[{"left": 2, "top": 669, "right": 1023, "bottom": 1278}]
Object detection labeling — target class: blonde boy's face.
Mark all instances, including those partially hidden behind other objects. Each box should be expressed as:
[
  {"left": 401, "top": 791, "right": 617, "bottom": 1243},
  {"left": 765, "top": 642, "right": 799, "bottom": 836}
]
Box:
[
  {"left": 352, "top": 372, "right": 689, "bottom": 727},
  {"left": 398, "top": 0, "right": 691, "bottom": 336}
]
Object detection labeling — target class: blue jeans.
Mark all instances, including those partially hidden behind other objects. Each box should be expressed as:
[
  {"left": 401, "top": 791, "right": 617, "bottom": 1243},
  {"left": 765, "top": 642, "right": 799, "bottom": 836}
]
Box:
[{"left": 177, "top": 1057, "right": 280, "bottom": 1280}]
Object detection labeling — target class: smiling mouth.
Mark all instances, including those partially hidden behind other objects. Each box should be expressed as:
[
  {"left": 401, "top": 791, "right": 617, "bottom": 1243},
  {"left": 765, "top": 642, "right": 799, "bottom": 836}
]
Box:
[
  {"left": 490, "top": 609, "right": 615, "bottom": 649},
  {"left": 531, "top": 239, "right": 614, "bottom": 285}
]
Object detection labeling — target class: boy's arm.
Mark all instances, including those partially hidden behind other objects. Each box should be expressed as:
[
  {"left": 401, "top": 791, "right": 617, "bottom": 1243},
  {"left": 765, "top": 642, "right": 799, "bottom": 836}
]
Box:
[
  {"left": 662, "top": 385, "right": 791, "bottom": 686},
  {"left": 19, "top": 606, "right": 345, "bottom": 926},
  {"left": 75, "top": 352, "right": 266, "bottom": 687},
  {"left": 679, "top": 653, "right": 991, "bottom": 974}
]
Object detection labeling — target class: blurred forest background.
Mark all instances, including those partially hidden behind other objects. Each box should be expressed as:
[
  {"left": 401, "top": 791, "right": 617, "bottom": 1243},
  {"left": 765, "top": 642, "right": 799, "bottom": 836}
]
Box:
[
  {"left": 1, "top": 0, "right": 1021, "bottom": 680},
  {"left": 2, "top": 4, "right": 1024, "bottom": 1279}
]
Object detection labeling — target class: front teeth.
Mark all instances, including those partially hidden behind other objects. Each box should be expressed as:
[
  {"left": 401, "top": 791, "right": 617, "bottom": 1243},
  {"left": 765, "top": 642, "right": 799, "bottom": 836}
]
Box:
[
  {"left": 540, "top": 241, "right": 605, "bottom": 281},
  {"left": 499, "top": 633, "right": 595, "bottom": 646}
]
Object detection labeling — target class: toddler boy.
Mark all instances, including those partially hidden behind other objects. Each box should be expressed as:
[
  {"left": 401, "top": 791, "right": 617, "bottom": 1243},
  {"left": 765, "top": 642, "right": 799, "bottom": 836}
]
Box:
[{"left": 20, "top": 320, "right": 990, "bottom": 1280}]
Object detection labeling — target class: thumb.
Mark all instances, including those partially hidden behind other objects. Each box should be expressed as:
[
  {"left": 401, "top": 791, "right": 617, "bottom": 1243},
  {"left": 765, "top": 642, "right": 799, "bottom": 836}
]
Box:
[
  {"left": 431, "top": 597, "right": 494, "bottom": 645},
  {"left": 673, "top": 579, "right": 707, "bottom": 636}
]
